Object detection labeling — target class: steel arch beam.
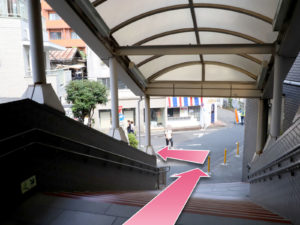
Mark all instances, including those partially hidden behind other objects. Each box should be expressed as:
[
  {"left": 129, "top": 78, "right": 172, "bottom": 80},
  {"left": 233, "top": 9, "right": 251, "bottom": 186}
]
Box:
[
  {"left": 133, "top": 27, "right": 264, "bottom": 46},
  {"left": 136, "top": 53, "right": 263, "bottom": 68},
  {"left": 145, "top": 81, "right": 261, "bottom": 98},
  {"left": 147, "top": 61, "right": 257, "bottom": 82},
  {"left": 116, "top": 44, "right": 274, "bottom": 55},
  {"left": 111, "top": 4, "right": 272, "bottom": 33},
  {"left": 92, "top": 0, "right": 107, "bottom": 7}
]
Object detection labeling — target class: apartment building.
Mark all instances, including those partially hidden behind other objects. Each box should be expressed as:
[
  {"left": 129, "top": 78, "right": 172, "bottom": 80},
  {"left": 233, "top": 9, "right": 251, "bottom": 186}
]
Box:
[
  {"left": 0, "top": 0, "right": 70, "bottom": 100},
  {"left": 40, "top": 0, "right": 86, "bottom": 52}
]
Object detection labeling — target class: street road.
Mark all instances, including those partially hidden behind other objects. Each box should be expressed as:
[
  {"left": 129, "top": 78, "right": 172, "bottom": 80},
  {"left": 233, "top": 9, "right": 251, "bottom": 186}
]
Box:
[{"left": 142, "top": 108, "right": 245, "bottom": 186}]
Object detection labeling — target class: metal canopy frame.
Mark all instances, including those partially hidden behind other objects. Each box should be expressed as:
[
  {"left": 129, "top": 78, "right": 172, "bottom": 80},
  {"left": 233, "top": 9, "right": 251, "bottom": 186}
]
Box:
[
  {"left": 115, "top": 44, "right": 274, "bottom": 55},
  {"left": 109, "top": 3, "right": 273, "bottom": 34},
  {"left": 46, "top": 0, "right": 299, "bottom": 98}
]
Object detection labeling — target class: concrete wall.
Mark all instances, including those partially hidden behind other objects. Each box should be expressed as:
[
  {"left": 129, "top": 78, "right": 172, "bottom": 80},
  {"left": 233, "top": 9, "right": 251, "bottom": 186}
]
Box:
[
  {"left": 282, "top": 54, "right": 300, "bottom": 132},
  {"left": 0, "top": 16, "right": 64, "bottom": 99},
  {"left": 24, "top": 69, "right": 72, "bottom": 104},
  {"left": 242, "top": 98, "right": 259, "bottom": 181},
  {"left": 249, "top": 118, "right": 300, "bottom": 224},
  {"left": 248, "top": 53, "right": 300, "bottom": 224},
  {"left": 0, "top": 18, "right": 27, "bottom": 97},
  {"left": 283, "top": 84, "right": 300, "bottom": 132},
  {"left": 86, "top": 46, "right": 109, "bottom": 79}
]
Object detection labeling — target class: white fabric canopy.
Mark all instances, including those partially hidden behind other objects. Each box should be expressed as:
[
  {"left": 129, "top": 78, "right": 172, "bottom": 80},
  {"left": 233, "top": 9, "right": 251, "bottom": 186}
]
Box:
[{"left": 85, "top": 0, "right": 280, "bottom": 95}]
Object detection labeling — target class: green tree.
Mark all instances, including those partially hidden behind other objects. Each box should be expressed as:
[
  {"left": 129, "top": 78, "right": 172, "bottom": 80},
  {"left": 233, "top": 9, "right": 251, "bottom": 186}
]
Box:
[
  {"left": 66, "top": 80, "right": 108, "bottom": 126},
  {"left": 128, "top": 133, "right": 138, "bottom": 149}
]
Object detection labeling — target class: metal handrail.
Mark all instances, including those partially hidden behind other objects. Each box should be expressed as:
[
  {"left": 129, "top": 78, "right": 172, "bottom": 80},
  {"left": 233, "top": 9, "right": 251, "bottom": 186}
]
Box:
[
  {"left": 248, "top": 144, "right": 300, "bottom": 182},
  {"left": 249, "top": 144, "right": 300, "bottom": 177},
  {"left": 249, "top": 160, "right": 300, "bottom": 182},
  {"left": 36, "top": 142, "right": 159, "bottom": 174},
  {"left": 0, "top": 128, "right": 158, "bottom": 171},
  {"left": 0, "top": 141, "right": 159, "bottom": 175},
  {"left": 158, "top": 166, "right": 171, "bottom": 173}
]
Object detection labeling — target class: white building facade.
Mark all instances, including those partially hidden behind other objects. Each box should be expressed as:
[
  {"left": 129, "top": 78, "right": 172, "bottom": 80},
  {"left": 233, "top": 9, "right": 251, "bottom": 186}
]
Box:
[
  {"left": 0, "top": 0, "right": 70, "bottom": 102},
  {"left": 87, "top": 47, "right": 218, "bottom": 133}
]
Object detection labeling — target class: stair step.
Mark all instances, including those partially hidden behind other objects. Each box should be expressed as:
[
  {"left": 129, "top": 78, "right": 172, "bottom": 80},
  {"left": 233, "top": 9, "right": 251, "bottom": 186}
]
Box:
[{"left": 47, "top": 191, "right": 291, "bottom": 224}]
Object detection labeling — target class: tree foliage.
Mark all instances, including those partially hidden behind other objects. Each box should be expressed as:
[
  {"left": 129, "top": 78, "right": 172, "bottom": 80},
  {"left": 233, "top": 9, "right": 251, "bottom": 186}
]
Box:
[
  {"left": 66, "top": 80, "right": 108, "bottom": 126},
  {"left": 128, "top": 133, "right": 138, "bottom": 149}
]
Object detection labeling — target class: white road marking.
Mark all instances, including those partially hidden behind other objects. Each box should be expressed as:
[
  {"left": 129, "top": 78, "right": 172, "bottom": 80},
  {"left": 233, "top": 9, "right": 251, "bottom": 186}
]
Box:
[{"left": 187, "top": 144, "right": 202, "bottom": 146}]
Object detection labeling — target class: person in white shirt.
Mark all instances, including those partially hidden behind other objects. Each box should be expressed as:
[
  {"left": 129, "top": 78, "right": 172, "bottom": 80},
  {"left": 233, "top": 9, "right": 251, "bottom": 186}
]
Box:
[
  {"left": 130, "top": 121, "right": 135, "bottom": 134},
  {"left": 164, "top": 126, "right": 173, "bottom": 148}
]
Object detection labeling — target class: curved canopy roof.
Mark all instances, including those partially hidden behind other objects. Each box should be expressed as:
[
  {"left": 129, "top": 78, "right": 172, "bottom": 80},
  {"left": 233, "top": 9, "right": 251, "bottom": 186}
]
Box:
[{"left": 47, "top": 0, "right": 300, "bottom": 97}]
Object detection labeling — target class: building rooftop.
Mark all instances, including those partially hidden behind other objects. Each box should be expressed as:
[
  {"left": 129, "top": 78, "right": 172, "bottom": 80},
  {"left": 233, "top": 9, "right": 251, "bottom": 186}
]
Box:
[{"left": 49, "top": 48, "right": 80, "bottom": 62}]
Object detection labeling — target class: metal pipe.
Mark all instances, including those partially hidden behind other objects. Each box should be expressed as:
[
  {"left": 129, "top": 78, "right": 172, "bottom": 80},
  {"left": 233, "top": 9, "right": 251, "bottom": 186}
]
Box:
[
  {"left": 145, "top": 95, "right": 151, "bottom": 147},
  {"left": 115, "top": 44, "right": 274, "bottom": 55},
  {"left": 249, "top": 159, "right": 300, "bottom": 183},
  {"left": 283, "top": 80, "right": 300, "bottom": 86},
  {"left": 207, "top": 156, "right": 211, "bottom": 173},
  {"left": 270, "top": 54, "right": 283, "bottom": 139},
  {"left": 137, "top": 96, "right": 142, "bottom": 149},
  {"left": 28, "top": 0, "right": 46, "bottom": 84},
  {"left": 236, "top": 142, "right": 240, "bottom": 156},
  {"left": 109, "top": 57, "right": 119, "bottom": 129},
  {"left": 249, "top": 144, "right": 300, "bottom": 178},
  {"left": 0, "top": 128, "right": 159, "bottom": 170},
  {"left": 256, "top": 99, "right": 264, "bottom": 154}
]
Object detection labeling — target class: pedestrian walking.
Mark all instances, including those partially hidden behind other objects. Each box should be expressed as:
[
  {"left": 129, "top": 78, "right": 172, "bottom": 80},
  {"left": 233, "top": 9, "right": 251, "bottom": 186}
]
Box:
[
  {"left": 130, "top": 121, "right": 135, "bottom": 134},
  {"left": 127, "top": 120, "right": 132, "bottom": 133},
  {"left": 240, "top": 110, "right": 245, "bottom": 125},
  {"left": 164, "top": 126, "right": 173, "bottom": 148}
]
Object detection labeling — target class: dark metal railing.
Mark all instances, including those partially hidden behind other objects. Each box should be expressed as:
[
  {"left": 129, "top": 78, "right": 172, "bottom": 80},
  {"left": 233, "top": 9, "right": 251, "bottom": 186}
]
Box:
[
  {"left": 0, "top": 128, "right": 158, "bottom": 174},
  {"left": 248, "top": 144, "right": 300, "bottom": 183}
]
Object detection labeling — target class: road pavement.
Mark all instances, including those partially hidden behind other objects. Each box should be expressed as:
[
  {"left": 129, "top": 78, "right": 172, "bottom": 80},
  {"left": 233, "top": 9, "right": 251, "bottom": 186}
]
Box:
[{"left": 141, "top": 108, "right": 245, "bottom": 187}]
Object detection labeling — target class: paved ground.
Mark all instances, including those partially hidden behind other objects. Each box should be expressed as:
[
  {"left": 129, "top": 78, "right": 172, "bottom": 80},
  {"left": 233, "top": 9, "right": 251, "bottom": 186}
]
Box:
[{"left": 141, "top": 107, "right": 245, "bottom": 186}]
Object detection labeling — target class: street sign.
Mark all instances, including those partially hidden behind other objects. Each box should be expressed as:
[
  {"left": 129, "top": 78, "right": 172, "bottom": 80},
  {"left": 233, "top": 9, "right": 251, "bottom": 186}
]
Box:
[
  {"left": 118, "top": 106, "right": 123, "bottom": 114},
  {"left": 21, "top": 175, "right": 37, "bottom": 194},
  {"left": 119, "top": 114, "right": 124, "bottom": 121}
]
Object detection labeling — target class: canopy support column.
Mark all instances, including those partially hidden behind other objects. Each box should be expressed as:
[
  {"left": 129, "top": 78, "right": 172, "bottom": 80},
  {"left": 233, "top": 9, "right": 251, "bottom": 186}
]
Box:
[
  {"left": 256, "top": 99, "right": 268, "bottom": 154},
  {"left": 23, "top": 0, "right": 64, "bottom": 113},
  {"left": 109, "top": 57, "right": 127, "bottom": 142},
  {"left": 270, "top": 54, "right": 284, "bottom": 140},
  {"left": 145, "top": 95, "right": 154, "bottom": 155},
  {"left": 137, "top": 96, "right": 142, "bottom": 149}
]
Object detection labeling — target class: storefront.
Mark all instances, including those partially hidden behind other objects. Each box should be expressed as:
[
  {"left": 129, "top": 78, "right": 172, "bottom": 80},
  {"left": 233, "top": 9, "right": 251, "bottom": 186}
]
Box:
[
  {"left": 167, "top": 97, "right": 203, "bottom": 119},
  {"left": 166, "top": 97, "right": 218, "bottom": 128},
  {"left": 143, "top": 108, "right": 165, "bottom": 127},
  {"left": 99, "top": 107, "right": 136, "bottom": 130}
]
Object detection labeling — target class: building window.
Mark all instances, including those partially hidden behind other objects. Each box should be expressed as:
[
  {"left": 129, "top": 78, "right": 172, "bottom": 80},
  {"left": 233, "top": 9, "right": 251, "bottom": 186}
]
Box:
[
  {"left": 168, "top": 108, "right": 180, "bottom": 118},
  {"left": 0, "top": 0, "right": 26, "bottom": 18},
  {"left": 50, "top": 31, "right": 61, "bottom": 40},
  {"left": 99, "top": 110, "right": 112, "bottom": 129},
  {"left": 71, "top": 31, "right": 80, "bottom": 39},
  {"left": 98, "top": 78, "right": 110, "bottom": 89},
  {"left": 97, "top": 78, "right": 128, "bottom": 90},
  {"left": 49, "top": 12, "right": 61, "bottom": 20}
]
